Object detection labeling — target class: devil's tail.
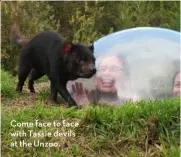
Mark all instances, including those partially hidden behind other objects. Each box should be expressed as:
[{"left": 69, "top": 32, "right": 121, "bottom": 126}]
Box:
[{"left": 11, "top": 24, "right": 29, "bottom": 47}]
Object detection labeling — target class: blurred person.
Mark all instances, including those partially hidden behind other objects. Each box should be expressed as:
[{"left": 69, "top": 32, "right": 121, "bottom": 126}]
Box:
[
  {"left": 172, "top": 71, "right": 180, "bottom": 97},
  {"left": 71, "top": 55, "right": 139, "bottom": 105}
]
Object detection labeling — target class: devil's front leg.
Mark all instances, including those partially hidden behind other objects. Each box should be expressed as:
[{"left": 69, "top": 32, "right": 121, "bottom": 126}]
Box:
[
  {"left": 50, "top": 82, "right": 58, "bottom": 104},
  {"left": 49, "top": 67, "right": 77, "bottom": 107},
  {"left": 50, "top": 79, "right": 77, "bottom": 107}
]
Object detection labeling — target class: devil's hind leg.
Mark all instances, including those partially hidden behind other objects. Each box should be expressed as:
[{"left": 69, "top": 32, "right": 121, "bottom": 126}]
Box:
[
  {"left": 16, "top": 58, "right": 31, "bottom": 93},
  {"left": 28, "top": 68, "right": 44, "bottom": 93}
]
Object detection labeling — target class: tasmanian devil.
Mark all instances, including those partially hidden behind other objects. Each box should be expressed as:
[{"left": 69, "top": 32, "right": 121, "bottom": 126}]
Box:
[{"left": 11, "top": 24, "right": 96, "bottom": 107}]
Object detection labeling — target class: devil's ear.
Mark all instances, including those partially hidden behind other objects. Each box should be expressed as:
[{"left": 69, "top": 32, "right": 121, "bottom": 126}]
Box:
[
  {"left": 62, "top": 41, "right": 73, "bottom": 55},
  {"left": 88, "top": 41, "right": 94, "bottom": 52}
]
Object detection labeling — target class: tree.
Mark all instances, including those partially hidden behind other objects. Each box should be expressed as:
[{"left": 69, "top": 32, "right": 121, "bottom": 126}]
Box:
[{"left": 69, "top": 2, "right": 107, "bottom": 44}]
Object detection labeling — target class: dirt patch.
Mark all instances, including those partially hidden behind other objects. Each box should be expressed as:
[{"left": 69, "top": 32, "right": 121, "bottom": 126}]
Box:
[
  {"left": 3, "top": 82, "right": 51, "bottom": 108},
  {"left": 11, "top": 93, "right": 37, "bottom": 107}
]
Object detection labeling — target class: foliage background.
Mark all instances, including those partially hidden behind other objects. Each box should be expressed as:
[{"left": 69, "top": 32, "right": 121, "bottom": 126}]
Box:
[{"left": 1, "top": 1, "right": 180, "bottom": 73}]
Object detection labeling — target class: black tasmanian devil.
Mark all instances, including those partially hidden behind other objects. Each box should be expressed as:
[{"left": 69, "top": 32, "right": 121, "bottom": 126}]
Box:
[{"left": 11, "top": 24, "right": 96, "bottom": 107}]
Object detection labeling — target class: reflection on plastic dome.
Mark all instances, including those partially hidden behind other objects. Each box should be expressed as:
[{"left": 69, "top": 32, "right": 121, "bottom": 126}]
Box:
[{"left": 69, "top": 27, "right": 180, "bottom": 105}]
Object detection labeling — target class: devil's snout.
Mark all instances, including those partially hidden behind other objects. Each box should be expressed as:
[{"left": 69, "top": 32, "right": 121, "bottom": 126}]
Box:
[{"left": 89, "top": 64, "right": 96, "bottom": 73}]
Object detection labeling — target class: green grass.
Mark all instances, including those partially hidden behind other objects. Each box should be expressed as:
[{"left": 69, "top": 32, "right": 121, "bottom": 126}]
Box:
[
  {"left": 1, "top": 69, "right": 17, "bottom": 98},
  {"left": 35, "top": 75, "right": 49, "bottom": 83},
  {"left": 2, "top": 98, "right": 180, "bottom": 157},
  {"left": 1, "top": 69, "right": 49, "bottom": 100},
  {"left": 38, "top": 90, "right": 51, "bottom": 101},
  {"left": 1, "top": 69, "right": 180, "bottom": 156}
]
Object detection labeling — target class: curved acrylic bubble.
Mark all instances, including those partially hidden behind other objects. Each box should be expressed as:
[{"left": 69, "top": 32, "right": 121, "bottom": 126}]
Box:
[
  {"left": 93, "top": 27, "right": 180, "bottom": 100},
  {"left": 67, "top": 27, "right": 180, "bottom": 104},
  {"left": 94, "top": 27, "right": 180, "bottom": 58}
]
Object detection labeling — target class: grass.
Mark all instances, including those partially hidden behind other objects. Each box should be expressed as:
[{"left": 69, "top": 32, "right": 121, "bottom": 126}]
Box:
[
  {"left": 2, "top": 99, "right": 180, "bottom": 157},
  {"left": 1, "top": 69, "right": 180, "bottom": 157},
  {"left": 38, "top": 90, "right": 51, "bottom": 101},
  {"left": 35, "top": 75, "right": 49, "bottom": 83},
  {"left": 1, "top": 69, "right": 17, "bottom": 99},
  {"left": 1, "top": 69, "right": 49, "bottom": 100}
]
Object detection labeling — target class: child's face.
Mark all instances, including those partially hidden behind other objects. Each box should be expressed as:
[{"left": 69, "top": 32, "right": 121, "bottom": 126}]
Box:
[{"left": 96, "top": 56, "right": 125, "bottom": 93}]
